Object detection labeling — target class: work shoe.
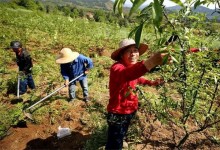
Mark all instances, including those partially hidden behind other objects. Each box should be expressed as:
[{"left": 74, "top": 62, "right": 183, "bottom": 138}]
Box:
[
  {"left": 83, "top": 97, "right": 89, "bottom": 103},
  {"left": 19, "top": 92, "right": 25, "bottom": 95}
]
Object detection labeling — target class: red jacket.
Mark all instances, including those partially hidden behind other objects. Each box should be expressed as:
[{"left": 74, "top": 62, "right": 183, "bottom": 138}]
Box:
[{"left": 107, "top": 61, "right": 157, "bottom": 114}]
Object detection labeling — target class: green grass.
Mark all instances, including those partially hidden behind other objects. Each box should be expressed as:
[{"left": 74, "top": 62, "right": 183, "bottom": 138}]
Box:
[
  {"left": 0, "top": 7, "right": 129, "bottom": 141},
  {"left": 0, "top": 5, "right": 220, "bottom": 149}
]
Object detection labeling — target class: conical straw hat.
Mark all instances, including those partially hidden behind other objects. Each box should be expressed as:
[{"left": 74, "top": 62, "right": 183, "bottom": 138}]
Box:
[
  {"left": 56, "top": 48, "right": 79, "bottom": 64},
  {"left": 111, "top": 38, "right": 148, "bottom": 61}
]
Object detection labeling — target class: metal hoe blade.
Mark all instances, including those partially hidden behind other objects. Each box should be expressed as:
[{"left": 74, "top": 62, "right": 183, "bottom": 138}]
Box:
[{"left": 23, "top": 110, "right": 34, "bottom": 120}]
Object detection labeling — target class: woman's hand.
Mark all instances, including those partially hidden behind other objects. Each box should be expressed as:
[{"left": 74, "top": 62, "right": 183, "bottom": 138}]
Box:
[
  {"left": 144, "top": 53, "right": 163, "bottom": 71},
  {"left": 64, "top": 80, "right": 69, "bottom": 86},
  {"left": 153, "top": 78, "right": 165, "bottom": 86},
  {"left": 84, "top": 70, "right": 89, "bottom": 75}
]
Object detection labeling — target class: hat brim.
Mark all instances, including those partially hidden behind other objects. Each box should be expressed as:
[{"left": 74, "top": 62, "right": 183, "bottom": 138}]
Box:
[
  {"left": 111, "top": 43, "right": 148, "bottom": 61},
  {"left": 56, "top": 52, "right": 79, "bottom": 64},
  {"left": 11, "top": 46, "right": 20, "bottom": 49}
]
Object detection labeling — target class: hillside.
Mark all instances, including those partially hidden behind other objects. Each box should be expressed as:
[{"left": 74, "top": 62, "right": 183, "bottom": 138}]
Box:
[
  {"left": 0, "top": 1, "right": 220, "bottom": 150},
  {"left": 2, "top": 0, "right": 219, "bottom": 21},
  {"left": 0, "top": 0, "right": 114, "bottom": 10},
  {"left": 167, "top": 5, "right": 220, "bottom": 21},
  {"left": 65, "top": 0, "right": 113, "bottom": 10},
  {"left": 36, "top": 0, "right": 114, "bottom": 10},
  {"left": 65, "top": 0, "right": 220, "bottom": 21}
]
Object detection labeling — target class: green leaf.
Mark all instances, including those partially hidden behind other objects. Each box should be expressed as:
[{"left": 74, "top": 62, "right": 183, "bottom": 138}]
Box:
[
  {"left": 194, "top": 0, "right": 206, "bottom": 9},
  {"left": 118, "top": 0, "right": 125, "bottom": 17},
  {"left": 171, "top": 55, "right": 179, "bottom": 63},
  {"left": 129, "top": 0, "right": 146, "bottom": 16},
  {"left": 170, "top": 0, "right": 184, "bottom": 7},
  {"left": 159, "top": 50, "right": 169, "bottom": 53},
  {"left": 188, "top": 15, "right": 200, "bottom": 20},
  {"left": 194, "top": 0, "right": 201, "bottom": 9},
  {"left": 152, "top": 0, "right": 163, "bottom": 31},
  {"left": 158, "top": 37, "right": 167, "bottom": 46},
  {"left": 214, "top": 76, "right": 217, "bottom": 84},
  {"left": 113, "top": 0, "right": 126, "bottom": 17},
  {"left": 135, "top": 22, "right": 144, "bottom": 48},
  {"left": 113, "top": 0, "right": 120, "bottom": 14},
  {"left": 128, "top": 23, "right": 144, "bottom": 47},
  {"left": 124, "top": 91, "right": 130, "bottom": 98},
  {"left": 162, "top": 54, "right": 169, "bottom": 64},
  {"left": 128, "top": 26, "right": 139, "bottom": 38}
]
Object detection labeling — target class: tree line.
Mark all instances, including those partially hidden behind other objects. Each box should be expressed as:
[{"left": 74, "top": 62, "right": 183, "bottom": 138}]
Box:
[{"left": 1, "top": 0, "right": 134, "bottom": 27}]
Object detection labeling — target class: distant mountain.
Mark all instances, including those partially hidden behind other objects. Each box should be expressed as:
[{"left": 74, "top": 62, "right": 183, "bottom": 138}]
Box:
[
  {"left": 167, "top": 5, "right": 220, "bottom": 21},
  {"left": 167, "top": 5, "right": 182, "bottom": 11},
  {"left": 65, "top": 0, "right": 113, "bottom": 10},
  {"left": 2, "top": 0, "right": 219, "bottom": 21},
  {"left": 35, "top": 0, "right": 114, "bottom": 10},
  {"left": 67, "top": 0, "right": 219, "bottom": 21}
]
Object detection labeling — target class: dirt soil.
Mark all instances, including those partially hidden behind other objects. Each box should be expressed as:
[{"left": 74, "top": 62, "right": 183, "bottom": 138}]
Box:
[
  {"left": 0, "top": 100, "right": 92, "bottom": 150},
  {"left": 1, "top": 93, "right": 220, "bottom": 150}
]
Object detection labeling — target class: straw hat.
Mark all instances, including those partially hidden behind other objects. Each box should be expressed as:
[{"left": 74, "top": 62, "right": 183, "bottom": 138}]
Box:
[
  {"left": 56, "top": 48, "right": 79, "bottom": 64},
  {"left": 111, "top": 38, "right": 148, "bottom": 61}
]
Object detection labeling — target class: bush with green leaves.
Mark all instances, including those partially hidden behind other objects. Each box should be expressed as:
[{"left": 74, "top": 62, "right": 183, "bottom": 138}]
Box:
[{"left": 114, "top": 0, "right": 220, "bottom": 148}]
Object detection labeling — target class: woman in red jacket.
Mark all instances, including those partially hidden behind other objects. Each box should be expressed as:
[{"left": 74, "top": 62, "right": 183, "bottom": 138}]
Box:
[{"left": 105, "top": 38, "right": 164, "bottom": 150}]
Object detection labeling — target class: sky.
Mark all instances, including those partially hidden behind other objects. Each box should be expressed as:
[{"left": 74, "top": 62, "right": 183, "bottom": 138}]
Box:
[{"left": 111, "top": 0, "right": 216, "bottom": 9}]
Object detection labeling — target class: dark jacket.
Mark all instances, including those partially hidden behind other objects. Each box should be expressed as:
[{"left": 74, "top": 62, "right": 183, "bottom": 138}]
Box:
[{"left": 16, "top": 48, "right": 33, "bottom": 74}]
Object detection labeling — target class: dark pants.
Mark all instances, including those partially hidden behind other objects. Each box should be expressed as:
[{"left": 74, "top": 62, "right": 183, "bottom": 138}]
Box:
[
  {"left": 19, "top": 74, "right": 35, "bottom": 94},
  {"left": 105, "top": 111, "right": 136, "bottom": 150}
]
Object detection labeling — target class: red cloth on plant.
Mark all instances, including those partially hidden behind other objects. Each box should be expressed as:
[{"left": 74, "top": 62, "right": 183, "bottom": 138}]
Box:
[
  {"left": 190, "top": 48, "right": 199, "bottom": 53},
  {"left": 107, "top": 61, "right": 157, "bottom": 114}
]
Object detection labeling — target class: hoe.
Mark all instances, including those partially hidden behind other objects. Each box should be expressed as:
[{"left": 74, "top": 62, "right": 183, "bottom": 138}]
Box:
[
  {"left": 11, "top": 70, "right": 23, "bottom": 104},
  {"left": 23, "top": 73, "right": 84, "bottom": 120}
]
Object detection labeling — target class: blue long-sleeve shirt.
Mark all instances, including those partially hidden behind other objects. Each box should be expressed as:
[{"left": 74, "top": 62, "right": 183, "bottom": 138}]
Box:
[{"left": 60, "top": 54, "right": 93, "bottom": 81}]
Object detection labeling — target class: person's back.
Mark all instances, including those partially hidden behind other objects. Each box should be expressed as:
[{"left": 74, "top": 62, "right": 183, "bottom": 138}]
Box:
[{"left": 56, "top": 48, "right": 93, "bottom": 103}]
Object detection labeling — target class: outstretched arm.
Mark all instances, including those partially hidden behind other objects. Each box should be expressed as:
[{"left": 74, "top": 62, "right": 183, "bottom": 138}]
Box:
[{"left": 138, "top": 77, "right": 164, "bottom": 86}]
